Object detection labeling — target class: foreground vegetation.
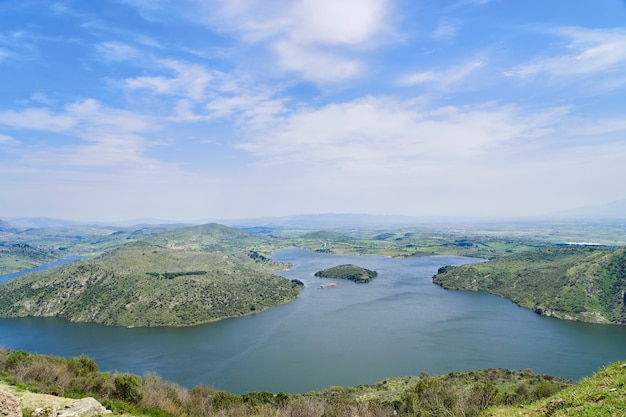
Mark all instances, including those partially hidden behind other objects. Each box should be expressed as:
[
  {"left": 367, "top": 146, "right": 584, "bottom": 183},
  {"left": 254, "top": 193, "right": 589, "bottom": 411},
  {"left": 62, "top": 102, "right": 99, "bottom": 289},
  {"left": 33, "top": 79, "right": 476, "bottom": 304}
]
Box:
[
  {"left": 1, "top": 349, "right": 593, "bottom": 417},
  {"left": 484, "top": 361, "right": 626, "bottom": 417},
  {"left": 433, "top": 245, "right": 626, "bottom": 325}
]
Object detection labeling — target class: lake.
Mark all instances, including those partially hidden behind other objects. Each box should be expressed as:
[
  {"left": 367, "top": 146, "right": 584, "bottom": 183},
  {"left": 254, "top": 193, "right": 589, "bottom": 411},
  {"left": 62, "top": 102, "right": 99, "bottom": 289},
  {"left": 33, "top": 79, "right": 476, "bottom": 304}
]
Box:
[{"left": 0, "top": 248, "right": 625, "bottom": 394}]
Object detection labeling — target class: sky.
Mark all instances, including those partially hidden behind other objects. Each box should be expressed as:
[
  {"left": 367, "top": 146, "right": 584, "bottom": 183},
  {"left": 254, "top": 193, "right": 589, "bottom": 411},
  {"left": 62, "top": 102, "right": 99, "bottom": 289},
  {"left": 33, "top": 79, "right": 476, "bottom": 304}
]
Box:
[{"left": 1, "top": 0, "right": 626, "bottom": 223}]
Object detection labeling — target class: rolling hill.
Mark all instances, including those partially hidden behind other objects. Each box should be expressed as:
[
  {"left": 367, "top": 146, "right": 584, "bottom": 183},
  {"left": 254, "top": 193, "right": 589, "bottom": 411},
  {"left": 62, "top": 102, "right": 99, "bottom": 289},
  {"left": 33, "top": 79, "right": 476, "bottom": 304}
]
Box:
[
  {"left": 0, "top": 224, "right": 302, "bottom": 327},
  {"left": 433, "top": 245, "right": 626, "bottom": 325}
]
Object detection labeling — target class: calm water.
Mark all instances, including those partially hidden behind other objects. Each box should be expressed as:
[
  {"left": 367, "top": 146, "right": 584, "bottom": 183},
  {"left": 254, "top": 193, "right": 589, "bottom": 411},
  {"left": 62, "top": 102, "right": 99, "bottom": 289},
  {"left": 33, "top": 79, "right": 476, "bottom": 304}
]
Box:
[
  {"left": 0, "top": 255, "right": 84, "bottom": 284},
  {"left": 0, "top": 248, "right": 625, "bottom": 394}
]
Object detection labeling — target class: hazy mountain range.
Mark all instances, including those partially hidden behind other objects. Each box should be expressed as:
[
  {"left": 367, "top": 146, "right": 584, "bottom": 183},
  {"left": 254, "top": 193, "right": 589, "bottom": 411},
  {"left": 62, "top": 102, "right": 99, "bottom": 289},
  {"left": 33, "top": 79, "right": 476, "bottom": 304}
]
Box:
[{"left": 3, "top": 198, "right": 625, "bottom": 230}]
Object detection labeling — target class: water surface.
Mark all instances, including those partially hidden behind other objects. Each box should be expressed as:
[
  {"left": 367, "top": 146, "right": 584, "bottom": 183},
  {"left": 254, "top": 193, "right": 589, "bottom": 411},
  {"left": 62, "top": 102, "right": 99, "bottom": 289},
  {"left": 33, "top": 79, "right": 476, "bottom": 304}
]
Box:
[{"left": 1, "top": 248, "right": 624, "bottom": 393}]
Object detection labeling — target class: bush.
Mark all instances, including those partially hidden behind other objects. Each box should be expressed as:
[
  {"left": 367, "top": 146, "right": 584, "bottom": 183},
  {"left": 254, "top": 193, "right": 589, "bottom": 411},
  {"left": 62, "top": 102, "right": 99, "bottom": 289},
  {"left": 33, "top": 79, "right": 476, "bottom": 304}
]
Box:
[
  {"left": 113, "top": 373, "right": 143, "bottom": 403},
  {"left": 5, "top": 350, "right": 31, "bottom": 370},
  {"left": 141, "top": 373, "right": 186, "bottom": 415},
  {"left": 67, "top": 355, "right": 99, "bottom": 376}
]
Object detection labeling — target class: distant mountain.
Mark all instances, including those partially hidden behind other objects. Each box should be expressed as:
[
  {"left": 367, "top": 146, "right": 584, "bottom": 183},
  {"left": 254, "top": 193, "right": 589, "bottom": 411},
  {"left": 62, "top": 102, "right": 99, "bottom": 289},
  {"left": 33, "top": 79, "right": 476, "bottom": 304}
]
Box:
[
  {"left": 5, "top": 217, "right": 88, "bottom": 228},
  {"left": 6, "top": 217, "right": 195, "bottom": 229},
  {"left": 552, "top": 199, "right": 626, "bottom": 219},
  {"left": 227, "top": 213, "right": 428, "bottom": 229},
  {"left": 0, "top": 219, "right": 14, "bottom": 232}
]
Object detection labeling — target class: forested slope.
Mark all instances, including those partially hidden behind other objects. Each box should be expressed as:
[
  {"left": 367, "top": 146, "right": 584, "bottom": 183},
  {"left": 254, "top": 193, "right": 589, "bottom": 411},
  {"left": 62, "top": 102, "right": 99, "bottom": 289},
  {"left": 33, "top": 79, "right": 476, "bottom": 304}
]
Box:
[
  {"left": 0, "top": 224, "right": 302, "bottom": 327},
  {"left": 433, "top": 246, "right": 626, "bottom": 324}
]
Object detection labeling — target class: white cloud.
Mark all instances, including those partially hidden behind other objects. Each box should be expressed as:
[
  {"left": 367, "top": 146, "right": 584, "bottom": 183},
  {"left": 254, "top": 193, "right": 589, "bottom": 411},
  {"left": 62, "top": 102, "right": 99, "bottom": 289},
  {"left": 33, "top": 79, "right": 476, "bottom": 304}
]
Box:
[
  {"left": 431, "top": 23, "right": 458, "bottom": 41},
  {"left": 0, "top": 99, "right": 160, "bottom": 169},
  {"left": 96, "top": 41, "right": 140, "bottom": 61},
  {"left": 565, "top": 117, "right": 626, "bottom": 137},
  {"left": 196, "top": 0, "right": 389, "bottom": 46},
  {"left": 65, "top": 99, "right": 154, "bottom": 133},
  {"left": 30, "top": 92, "right": 53, "bottom": 105},
  {"left": 0, "top": 133, "right": 18, "bottom": 144},
  {"left": 504, "top": 27, "right": 626, "bottom": 81},
  {"left": 204, "top": 93, "right": 286, "bottom": 125},
  {"left": 401, "top": 58, "right": 485, "bottom": 87},
  {"left": 182, "top": 0, "right": 391, "bottom": 83},
  {"left": 123, "top": 59, "right": 221, "bottom": 100},
  {"left": 286, "top": 0, "right": 388, "bottom": 46},
  {"left": 237, "top": 96, "right": 564, "bottom": 175},
  {"left": 273, "top": 40, "right": 363, "bottom": 82},
  {"left": 0, "top": 108, "right": 76, "bottom": 131}
]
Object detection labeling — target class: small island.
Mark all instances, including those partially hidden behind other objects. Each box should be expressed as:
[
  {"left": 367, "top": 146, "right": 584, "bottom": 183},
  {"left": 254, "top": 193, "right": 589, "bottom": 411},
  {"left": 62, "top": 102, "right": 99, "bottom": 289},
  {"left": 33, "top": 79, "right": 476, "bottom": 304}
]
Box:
[{"left": 314, "top": 264, "right": 378, "bottom": 283}]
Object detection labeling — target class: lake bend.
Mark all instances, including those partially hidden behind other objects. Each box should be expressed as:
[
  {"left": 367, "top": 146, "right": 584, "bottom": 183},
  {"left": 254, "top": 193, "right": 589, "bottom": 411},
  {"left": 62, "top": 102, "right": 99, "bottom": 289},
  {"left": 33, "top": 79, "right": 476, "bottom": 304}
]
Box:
[{"left": 1, "top": 248, "right": 625, "bottom": 394}]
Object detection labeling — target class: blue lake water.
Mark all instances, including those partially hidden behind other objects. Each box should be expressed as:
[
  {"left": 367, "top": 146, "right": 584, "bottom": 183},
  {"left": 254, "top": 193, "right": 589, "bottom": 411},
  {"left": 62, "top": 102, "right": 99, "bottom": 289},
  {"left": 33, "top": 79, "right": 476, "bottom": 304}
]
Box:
[
  {"left": 0, "top": 248, "right": 625, "bottom": 394},
  {"left": 0, "top": 255, "right": 84, "bottom": 284}
]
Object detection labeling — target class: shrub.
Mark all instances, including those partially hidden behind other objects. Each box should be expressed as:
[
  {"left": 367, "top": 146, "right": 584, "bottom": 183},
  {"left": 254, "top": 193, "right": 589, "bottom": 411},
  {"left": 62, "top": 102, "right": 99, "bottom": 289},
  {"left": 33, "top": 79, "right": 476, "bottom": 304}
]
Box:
[
  {"left": 67, "top": 355, "right": 99, "bottom": 376},
  {"left": 113, "top": 373, "right": 143, "bottom": 403},
  {"left": 141, "top": 373, "right": 186, "bottom": 415},
  {"left": 4, "top": 350, "right": 31, "bottom": 370}
]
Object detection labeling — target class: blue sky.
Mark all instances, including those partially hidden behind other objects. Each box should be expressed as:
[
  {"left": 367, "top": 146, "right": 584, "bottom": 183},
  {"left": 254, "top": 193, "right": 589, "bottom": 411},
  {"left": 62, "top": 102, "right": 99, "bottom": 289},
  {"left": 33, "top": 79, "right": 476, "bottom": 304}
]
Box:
[{"left": 1, "top": 0, "right": 626, "bottom": 222}]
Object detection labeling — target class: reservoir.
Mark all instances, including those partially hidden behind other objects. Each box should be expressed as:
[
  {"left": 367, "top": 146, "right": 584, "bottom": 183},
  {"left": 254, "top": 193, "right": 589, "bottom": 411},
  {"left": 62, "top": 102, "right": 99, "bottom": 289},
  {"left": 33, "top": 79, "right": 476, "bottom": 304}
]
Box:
[{"left": 0, "top": 248, "right": 625, "bottom": 393}]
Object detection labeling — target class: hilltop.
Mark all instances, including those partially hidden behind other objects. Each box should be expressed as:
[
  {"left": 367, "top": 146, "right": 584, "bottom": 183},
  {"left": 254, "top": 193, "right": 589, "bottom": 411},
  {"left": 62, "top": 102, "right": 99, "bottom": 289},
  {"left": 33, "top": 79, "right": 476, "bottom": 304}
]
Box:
[
  {"left": 0, "top": 224, "right": 302, "bottom": 327},
  {"left": 433, "top": 245, "right": 626, "bottom": 325}
]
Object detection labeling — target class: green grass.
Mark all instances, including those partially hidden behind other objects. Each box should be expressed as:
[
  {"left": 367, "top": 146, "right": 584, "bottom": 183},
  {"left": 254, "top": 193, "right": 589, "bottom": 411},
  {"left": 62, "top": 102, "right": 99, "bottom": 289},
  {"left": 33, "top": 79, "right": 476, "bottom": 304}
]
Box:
[{"left": 483, "top": 362, "right": 626, "bottom": 416}]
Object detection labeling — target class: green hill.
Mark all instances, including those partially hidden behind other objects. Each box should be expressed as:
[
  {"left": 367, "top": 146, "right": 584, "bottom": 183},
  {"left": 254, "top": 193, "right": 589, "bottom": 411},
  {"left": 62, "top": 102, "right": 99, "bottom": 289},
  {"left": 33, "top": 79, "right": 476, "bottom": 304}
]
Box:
[
  {"left": 0, "top": 243, "right": 58, "bottom": 274},
  {"left": 0, "top": 225, "right": 302, "bottom": 327},
  {"left": 315, "top": 264, "right": 378, "bottom": 283},
  {"left": 433, "top": 245, "right": 626, "bottom": 324},
  {"left": 147, "top": 223, "right": 269, "bottom": 252}
]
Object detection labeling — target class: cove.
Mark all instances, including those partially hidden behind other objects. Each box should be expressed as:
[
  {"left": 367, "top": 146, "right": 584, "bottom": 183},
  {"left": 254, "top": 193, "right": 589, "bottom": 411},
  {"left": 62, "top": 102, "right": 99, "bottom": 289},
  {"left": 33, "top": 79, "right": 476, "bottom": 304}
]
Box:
[{"left": 0, "top": 248, "right": 625, "bottom": 394}]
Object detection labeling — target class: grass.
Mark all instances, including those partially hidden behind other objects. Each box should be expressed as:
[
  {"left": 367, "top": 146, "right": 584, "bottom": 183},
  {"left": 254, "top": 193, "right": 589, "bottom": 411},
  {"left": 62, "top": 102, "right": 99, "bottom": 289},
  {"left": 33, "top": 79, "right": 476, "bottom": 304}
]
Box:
[{"left": 483, "top": 362, "right": 626, "bottom": 416}]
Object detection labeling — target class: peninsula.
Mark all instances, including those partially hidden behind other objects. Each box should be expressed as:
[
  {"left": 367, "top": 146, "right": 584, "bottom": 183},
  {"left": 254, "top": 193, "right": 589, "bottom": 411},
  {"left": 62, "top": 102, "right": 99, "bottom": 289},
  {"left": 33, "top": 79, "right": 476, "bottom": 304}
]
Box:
[{"left": 0, "top": 224, "right": 303, "bottom": 327}]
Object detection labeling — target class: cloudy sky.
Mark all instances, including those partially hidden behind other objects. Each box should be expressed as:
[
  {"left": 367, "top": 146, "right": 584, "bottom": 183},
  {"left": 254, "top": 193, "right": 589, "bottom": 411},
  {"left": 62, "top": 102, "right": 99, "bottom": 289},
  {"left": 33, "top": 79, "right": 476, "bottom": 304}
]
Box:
[{"left": 1, "top": 0, "right": 626, "bottom": 222}]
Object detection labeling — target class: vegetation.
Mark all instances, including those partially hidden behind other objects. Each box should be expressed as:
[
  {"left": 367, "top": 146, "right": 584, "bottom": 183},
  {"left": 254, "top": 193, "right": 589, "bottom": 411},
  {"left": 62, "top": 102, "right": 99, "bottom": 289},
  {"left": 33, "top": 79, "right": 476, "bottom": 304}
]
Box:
[
  {"left": 286, "top": 229, "right": 555, "bottom": 259},
  {"left": 0, "top": 243, "right": 58, "bottom": 274},
  {"left": 0, "top": 225, "right": 302, "bottom": 327},
  {"left": 433, "top": 245, "right": 626, "bottom": 324},
  {"left": 484, "top": 361, "right": 626, "bottom": 417},
  {"left": 2, "top": 219, "right": 626, "bottom": 327},
  {"left": 1, "top": 348, "right": 590, "bottom": 417},
  {"left": 315, "top": 264, "right": 378, "bottom": 283}
]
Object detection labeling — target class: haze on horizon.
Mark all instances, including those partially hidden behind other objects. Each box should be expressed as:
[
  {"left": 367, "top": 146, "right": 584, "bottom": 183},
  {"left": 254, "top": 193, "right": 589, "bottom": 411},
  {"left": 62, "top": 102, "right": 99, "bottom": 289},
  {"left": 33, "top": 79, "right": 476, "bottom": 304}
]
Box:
[{"left": 1, "top": 0, "right": 626, "bottom": 223}]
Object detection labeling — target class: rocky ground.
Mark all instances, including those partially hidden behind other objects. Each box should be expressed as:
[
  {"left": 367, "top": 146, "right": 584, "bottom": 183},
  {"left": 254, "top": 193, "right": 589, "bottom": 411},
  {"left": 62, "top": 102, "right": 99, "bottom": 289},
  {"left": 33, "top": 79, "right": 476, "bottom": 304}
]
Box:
[{"left": 0, "top": 382, "right": 110, "bottom": 417}]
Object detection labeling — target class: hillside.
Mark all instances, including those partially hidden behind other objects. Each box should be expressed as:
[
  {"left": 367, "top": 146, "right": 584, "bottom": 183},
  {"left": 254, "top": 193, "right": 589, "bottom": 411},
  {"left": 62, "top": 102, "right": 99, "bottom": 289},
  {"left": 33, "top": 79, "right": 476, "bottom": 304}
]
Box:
[
  {"left": 0, "top": 243, "right": 58, "bottom": 275},
  {"left": 2, "top": 348, "right": 595, "bottom": 417},
  {"left": 315, "top": 264, "right": 378, "bottom": 283},
  {"left": 483, "top": 361, "right": 626, "bottom": 417},
  {"left": 147, "top": 223, "right": 270, "bottom": 252},
  {"left": 0, "top": 225, "right": 303, "bottom": 327},
  {"left": 433, "top": 245, "right": 626, "bottom": 324}
]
